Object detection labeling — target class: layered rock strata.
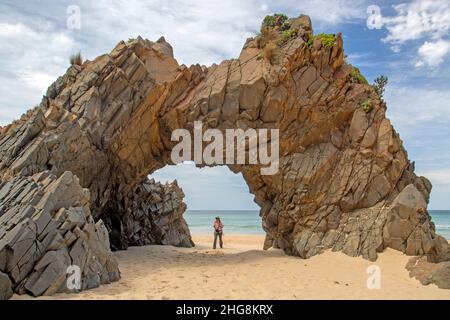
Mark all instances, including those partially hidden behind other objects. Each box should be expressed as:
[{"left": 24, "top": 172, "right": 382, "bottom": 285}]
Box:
[
  {"left": 101, "top": 178, "right": 193, "bottom": 250},
  {"left": 0, "top": 14, "right": 448, "bottom": 296},
  {"left": 0, "top": 171, "right": 120, "bottom": 297}
]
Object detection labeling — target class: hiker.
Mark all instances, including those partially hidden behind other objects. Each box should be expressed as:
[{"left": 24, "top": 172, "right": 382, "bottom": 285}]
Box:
[{"left": 213, "top": 216, "right": 224, "bottom": 249}]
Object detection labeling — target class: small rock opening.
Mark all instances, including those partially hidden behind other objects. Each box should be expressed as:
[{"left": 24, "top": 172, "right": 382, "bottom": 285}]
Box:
[
  {"left": 151, "top": 162, "right": 264, "bottom": 241},
  {"left": 98, "top": 162, "right": 263, "bottom": 252}
]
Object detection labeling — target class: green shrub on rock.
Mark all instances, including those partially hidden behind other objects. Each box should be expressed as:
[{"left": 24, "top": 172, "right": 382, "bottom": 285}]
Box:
[
  {"left": 278, "top": 28, "right": 299, "bottom": 45},
  {"left": 305, "top": 33, "right": 335, "bottom": 49},
  {"left": 316, "top": 33, "right": 335, "bottom": 48},
  {"left": 361, "top": 99, "right": 372, "bottom": 113},
  {"left": 373, "top": 75, "right": 388, "bottom": 99},
  {"left": 262, "top": 14, "right": 288, "bottom": 30},
  {"left": 306, "top": 34, "right": 314, "bottom": 48},
  {"left": 350, "top": 66, "right": 369, "bottom": 85}
]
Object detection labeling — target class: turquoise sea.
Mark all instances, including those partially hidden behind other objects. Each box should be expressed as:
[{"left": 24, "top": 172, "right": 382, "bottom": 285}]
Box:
[
  {"left": 430, "top": 210, "right": 450, "bottom": 240},
  {"left": 185, "top": 210, "right": 263, "bottom": 235},
  {"left": 184, "top": 210, "right": 450, "bottom": 240}
]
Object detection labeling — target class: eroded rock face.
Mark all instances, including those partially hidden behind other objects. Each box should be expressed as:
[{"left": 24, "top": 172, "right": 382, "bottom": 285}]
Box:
[
  {"left": 101, "top": 178, "right": 193, "bottom": 250},
  {"left": 0, "top": 14, "right": 449, "bottom": 296},
  {"left": 0, "top": 171, "right": 120, "bottom": 297},
  {"left": 0, "top": 272, "right": 13, "bottom": 300},
  {"left": 406, "top": 256, "right": 450, "bottom": 290}
]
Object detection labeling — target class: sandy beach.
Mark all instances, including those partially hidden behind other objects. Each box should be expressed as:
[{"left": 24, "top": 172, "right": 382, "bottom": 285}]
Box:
[{"left": 12, "top": 234, "right": 450, "bottom": 300}]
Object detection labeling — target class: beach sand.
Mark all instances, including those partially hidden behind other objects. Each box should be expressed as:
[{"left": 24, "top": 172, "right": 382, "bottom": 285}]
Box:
[{"left": 12, "top": 234, "right": 450, "bottom": 300}]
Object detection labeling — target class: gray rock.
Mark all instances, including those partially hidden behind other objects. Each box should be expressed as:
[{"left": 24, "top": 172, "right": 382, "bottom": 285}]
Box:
[
  {"left": 406, "top": 256, "right": 450, "bottom": 289},
  {"left": 0, "top": 272, "right": 13, "bottom": 300},
  {"left": 0, "top": 172, "right": 120, "bottom": 298},
  {"left": 0, "top": 12, "right": 448, "bottom": 297},
  {"left": 101, "top": 178, "right": 194, "bottom": 250}
]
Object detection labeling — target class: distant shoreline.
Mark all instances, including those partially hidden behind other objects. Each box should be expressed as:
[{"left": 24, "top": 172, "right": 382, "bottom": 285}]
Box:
[{"left": 185, "top": 210, "right": 450, "bottom": 240}]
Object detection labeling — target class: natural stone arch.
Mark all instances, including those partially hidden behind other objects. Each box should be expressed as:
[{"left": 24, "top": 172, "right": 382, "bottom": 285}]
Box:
[{"left": 0, "top": 14, "right": 449, "bottom": 297}]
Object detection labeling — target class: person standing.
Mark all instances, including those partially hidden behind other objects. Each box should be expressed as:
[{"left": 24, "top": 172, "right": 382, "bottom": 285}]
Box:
[{"left": 213, "top": 216, "right": 224, "bottom": 249}]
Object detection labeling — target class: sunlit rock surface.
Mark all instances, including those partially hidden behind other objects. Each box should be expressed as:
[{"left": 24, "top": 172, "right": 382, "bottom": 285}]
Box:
[{"left": 0, "top": 14, "right": 448, "bottom": 297}]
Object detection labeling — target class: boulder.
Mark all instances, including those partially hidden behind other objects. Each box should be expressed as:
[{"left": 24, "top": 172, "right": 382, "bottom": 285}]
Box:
[
  {"left": 0, "top": 172, "right": 120, "bottom": 298},
  {"left": 100, "top": 178, "right": 193, "bottom": 250},
  {"left": 383, "top": 184, "right": 449, "bottom": 262},
  {"left": 0, "top": 272, "right": 13, "bottom": 300},
  {"left": 406, "top": 256, "right": 450, "bottom": 289}
]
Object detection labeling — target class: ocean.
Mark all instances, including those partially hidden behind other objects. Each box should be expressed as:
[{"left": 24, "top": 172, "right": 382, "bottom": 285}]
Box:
[
  {"left": 184, "top": 210, "right": 450, "bottom": 240},
  {"left": 185, "top": 210, "right": 263, "bottom": 235},
  {"left": 430, "top": 210, "right": 450, "bottom": 240}
]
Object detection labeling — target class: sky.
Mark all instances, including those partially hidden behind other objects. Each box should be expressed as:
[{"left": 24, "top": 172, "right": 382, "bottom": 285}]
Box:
[{"left": 0, "top": 0, "right": 449, "bottom": 210}]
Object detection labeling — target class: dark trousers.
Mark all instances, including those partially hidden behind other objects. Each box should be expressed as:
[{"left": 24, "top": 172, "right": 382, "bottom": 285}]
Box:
[{"left": 213, "top": 231, "right": 223, "bottom": 249}]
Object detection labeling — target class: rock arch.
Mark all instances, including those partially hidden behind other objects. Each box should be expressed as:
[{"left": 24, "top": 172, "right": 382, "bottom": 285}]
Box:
[{"left": 0, "top": 14, "right": 448, "bottom": 297}]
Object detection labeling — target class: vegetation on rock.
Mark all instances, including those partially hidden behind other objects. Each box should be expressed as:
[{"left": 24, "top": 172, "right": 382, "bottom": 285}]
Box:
[
  {"left": 278, "top": 28, "right": 299, "bottom": 45},
  {"left": 261, "top": 13, "right": 288, "bottom": 30},
  {"left": 306, "top": 34, "right": 314, "bottom": 48},
  {"left": 373, "top": 75, "right": 388, "bottom": 99},
  {"left": 350, "top": 66, "right": 369, "bottom": 85},
  {"left": 1, "top": 13, "right": 448, "bottom": 299},
  {"left": 361, "top": 99, "right": 372, "bottom": 113},
  {"left": 70, "top": 52, "right": 83, "bottom": 66},
  {"left": 316, "top": 33, "right": 335, "bottom": 48},
  {"left": 305, "top": 33, "right": 335, "bottom": 48},
  {"left": 263, "top": 41, "right": 277, "bottom": 62}
]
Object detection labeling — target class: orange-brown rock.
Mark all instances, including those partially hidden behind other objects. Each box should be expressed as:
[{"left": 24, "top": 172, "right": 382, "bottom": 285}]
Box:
[{"left": 0, "top": 14, "right": 448, "bottom": 297}]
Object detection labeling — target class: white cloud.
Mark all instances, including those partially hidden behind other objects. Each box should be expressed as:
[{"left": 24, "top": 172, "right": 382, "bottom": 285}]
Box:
[
  {"left": 385, "top": 86, "right": 450, "bottom": 132},
  {"left": 383, "top": 0, "right": 450, "bottom": 43},
  {"left": 0, "top": 19, "right": 77, "bottom": 125},
  {"left": 1, "top": 1, "right": 449, "bottom": 209},
  {"left": 378, "top": 0, "right": 450, "bottom": 67},
  {"left": 390, "top": 45, "right": 401, "bottom": 53},
  {"left": 272, "top": 0, "right": 366, "bottom": 26},
  {"left": 19, "top": 71, "right": 57, "bottom": 91},
  {"left": 418, "top": 168, "right": 450, "bottom": 185},
  {"left": 385, "top": 85, "right": 450, "bottom": 210},
  {"left": 0, "top": 0, "right": 367, "bottom": 126},
  {"left": 416, "top": 167, "right": 450, "bottom": 209},
  {"left": 0, "top": 22, "right": 33, "bottom": 37},
  {"left": 416, "top": 39, "right": 450, "bottom": 67},
  {"left": 152, "top": 163, "right": 258, "bottom": 210}
]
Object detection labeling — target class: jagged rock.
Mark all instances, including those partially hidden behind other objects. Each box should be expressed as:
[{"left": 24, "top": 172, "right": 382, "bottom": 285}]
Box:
[
  {"left": 101, "top": 178, "right": 193, "bottom": 250},
  {"left": 0, "top": 272, "right": 13, "bottom": 300},
  {"left": 0, "top": 171, "right": 120, "bottom": 297},
  {"left": 383, "top": 184, "right": 449, "bottom": 262},
  {"left": 0, "top": 13, "right": 448, "bottom": 296},
  {"left": 406, "top": 256, "right": 450, "bottom": 289}
]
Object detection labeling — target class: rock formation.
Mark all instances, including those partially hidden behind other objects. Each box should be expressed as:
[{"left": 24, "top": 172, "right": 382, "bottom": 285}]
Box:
[
  {"left": 0, "top": 14, "right": 449, "bottom": 297},
  {"left": 101, "top": 178, "right": 193, "bottom": 250},
  {"left": 0, "top": 171, "right": 120, "bottom": 298},
  {"left": 406, "top": 256, "right": 450, "bottom": 289}
]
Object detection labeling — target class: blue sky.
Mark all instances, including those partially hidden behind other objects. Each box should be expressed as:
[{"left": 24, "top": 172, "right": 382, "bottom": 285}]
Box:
[{"left": 1, "top": 0, "right": 449, "bottom": 210}]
